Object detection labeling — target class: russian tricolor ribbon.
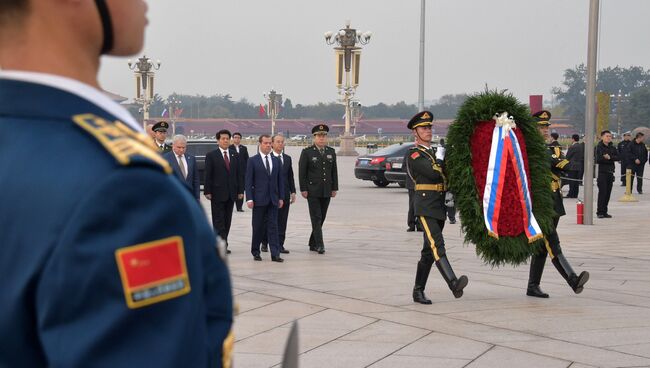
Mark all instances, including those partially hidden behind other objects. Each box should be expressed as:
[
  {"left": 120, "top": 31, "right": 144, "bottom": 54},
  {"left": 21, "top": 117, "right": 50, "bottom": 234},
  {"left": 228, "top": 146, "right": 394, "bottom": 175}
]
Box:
[{"left": 482, "top": 115, "right": 543, "bottom": 242}]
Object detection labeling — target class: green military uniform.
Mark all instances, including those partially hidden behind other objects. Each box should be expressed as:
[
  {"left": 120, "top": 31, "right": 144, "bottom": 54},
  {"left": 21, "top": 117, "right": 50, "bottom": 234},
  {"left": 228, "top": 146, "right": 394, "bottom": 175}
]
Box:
[
  {"left": 298, "top": 124, "right": 338, "bottom": 254},
  {"left": 152, "top": 121, "right": 172, "bottom": 153},
  {"left": 406, "top": 111, "right": 468, "bottom": 305},
  {"left": 527, "top": 110, "right": 589, "bottom": 298}
]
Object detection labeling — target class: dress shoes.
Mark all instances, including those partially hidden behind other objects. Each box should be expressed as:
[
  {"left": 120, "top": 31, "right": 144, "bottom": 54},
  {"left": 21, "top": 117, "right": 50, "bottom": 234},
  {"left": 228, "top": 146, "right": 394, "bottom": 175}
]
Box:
[
  {"left": 280, "top": 249, "right": 290, "bottom": 254},
  {"left": 271, "top": 256, "right": 284, "bottom": 263},
  {"left": 226, "top": 249, "right": 231, "bottom": 254},
  {"left": 261, "top": 244, "right": 268, "bottom": 252},
  {"left": 526, "top": 285, "right": 549, "bottom": 298},
  {"left": 406, "top": 227, "right": 415, "bottom": 232},
  {"left": 309, "top": 246, "right": 317, "bottom": 252},
  {"left": 448, "top": 219, "right": 456, "bottom": 224},
  {"left": 253, "top": 255, "right": 262, "bottom": 261},
  {"left": 412, "top": 289, "right": 432, "bottom": 304},
  {"left": 317, "top": 247, "right": 325, "bottom": 254},
  {"left": 236, "top": 209, "right": 244, "bottom": 212},
  {"left": 604, "top": 214, "right": 612, "bottom": 218}
]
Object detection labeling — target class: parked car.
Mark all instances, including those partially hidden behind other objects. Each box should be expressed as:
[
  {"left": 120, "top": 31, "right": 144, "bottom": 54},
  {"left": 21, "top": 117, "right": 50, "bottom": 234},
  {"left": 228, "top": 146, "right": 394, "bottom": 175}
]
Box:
[
  {"left": 354, "top": 142, "right": 415, "bottom": 187},
  {"left": 185, "top": 140, "right": 217, "bottom": 188},
  {"left": 384, "top": 143, "right": 442, "bottom": 188},
  {"left": 384, "top": 156, "right": 407, "bottom": 188},
  {"left": 290, "top": 134, "right": 307, "bottom": 141}
]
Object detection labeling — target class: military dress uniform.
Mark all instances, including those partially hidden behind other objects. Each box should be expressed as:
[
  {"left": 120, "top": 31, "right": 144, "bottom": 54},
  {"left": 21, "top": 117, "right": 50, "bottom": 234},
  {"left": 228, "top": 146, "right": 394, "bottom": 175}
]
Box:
[
  {"left": 298, "top": 124, "right": 338, "bottom": 254},
  {"left": 0, "top": 73, "right": 233, "bottom": 367},
  {"left": 406, "top": 111, "right": 468, "bottom": 304},
  {"left": 527, "top": 111, "right": 590, "bottom": 298},
  {"left": 152, "top": 120, "right": 172, "bottom": 153}
]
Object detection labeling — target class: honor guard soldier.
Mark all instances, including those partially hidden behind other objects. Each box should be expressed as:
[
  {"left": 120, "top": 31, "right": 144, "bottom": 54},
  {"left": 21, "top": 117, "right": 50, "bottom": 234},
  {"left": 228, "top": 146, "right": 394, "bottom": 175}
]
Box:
[
  {"left": 299, "top": 124, "right": 338, "bottom": 254},
  {"left": 406, "top": 111, "right": 468, "bottom": 304},
  {"left": 152, "top": 121, "right": 172, "bottom": 153},
  {"left": 0, "top": 0, "right": 233, "bottom": 367},
  {"left": 527, "top": 111, "right": 590, "bottom": 298}
]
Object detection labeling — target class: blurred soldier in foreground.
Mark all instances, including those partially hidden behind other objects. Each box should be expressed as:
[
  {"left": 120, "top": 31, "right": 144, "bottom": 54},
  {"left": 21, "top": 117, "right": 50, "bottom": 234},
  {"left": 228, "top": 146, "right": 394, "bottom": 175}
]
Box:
[
  {"left": 406, "top": 111, "right": 468, "bottom": 304},
  {"left": 0, "top": 1, "right": 233, "bottom": 366},
  {"left": 299, "top": 124, "right": 338, "bottom": 254},
  {"left": 527, "top": 111, "right": 589, "bottom": 298}
]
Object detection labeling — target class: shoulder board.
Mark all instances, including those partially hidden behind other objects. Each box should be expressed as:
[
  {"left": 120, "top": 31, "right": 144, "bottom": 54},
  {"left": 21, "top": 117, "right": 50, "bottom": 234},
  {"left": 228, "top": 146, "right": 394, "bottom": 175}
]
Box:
[{"left": 72, "top": 113, "right": 172, "bottom": 174}]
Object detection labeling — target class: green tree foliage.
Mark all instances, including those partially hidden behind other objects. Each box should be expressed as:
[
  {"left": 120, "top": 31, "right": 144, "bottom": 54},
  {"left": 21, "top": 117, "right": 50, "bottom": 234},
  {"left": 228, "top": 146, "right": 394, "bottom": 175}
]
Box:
[
  {"left": 621, "top": 87, "right": 650, "bottom": 128},
  {"left": 553, "top": 64, "right": 650, "bottom": 131}
]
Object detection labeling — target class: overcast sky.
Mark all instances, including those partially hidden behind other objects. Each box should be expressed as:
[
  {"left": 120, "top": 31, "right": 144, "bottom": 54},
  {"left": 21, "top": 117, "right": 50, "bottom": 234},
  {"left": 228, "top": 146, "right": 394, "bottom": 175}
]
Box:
[{"left": 99, "top": 0, "right": 650, "bottom": 107}]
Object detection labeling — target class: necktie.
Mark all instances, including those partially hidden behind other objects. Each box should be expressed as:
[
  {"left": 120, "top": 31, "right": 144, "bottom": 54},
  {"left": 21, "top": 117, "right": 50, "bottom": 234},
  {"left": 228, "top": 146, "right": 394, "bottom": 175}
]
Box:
[
  {"left": 160, "top": 144, "right": 164, "bottom": 152},
  {"left": 319, "top": 148, "right": 324, "bottom": 155},
  {"left": 265, "top": 155, "right": 271, "bottom": 176},
  {"left": 178, "top": 155, "right": 187, "bottom": 179},
  {"left": 223, "top": 151, "right": 230, "bottom": 171}
]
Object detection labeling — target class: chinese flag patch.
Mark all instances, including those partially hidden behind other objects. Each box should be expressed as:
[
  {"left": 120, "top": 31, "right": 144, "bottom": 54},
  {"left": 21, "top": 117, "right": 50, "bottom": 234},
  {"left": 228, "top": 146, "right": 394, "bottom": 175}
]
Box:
[
  {"left": 410, "top": 151, "right": 420, "bottom": 159},
  {"left": 115, "top": 236, "right": 191, "bottom": 309}
]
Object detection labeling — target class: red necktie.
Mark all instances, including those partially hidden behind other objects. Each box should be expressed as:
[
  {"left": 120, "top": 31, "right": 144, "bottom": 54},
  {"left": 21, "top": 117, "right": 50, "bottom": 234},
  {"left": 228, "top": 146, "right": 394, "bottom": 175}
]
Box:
[{"left": 223, "top": 151, "right": 230, "bottom": 171}]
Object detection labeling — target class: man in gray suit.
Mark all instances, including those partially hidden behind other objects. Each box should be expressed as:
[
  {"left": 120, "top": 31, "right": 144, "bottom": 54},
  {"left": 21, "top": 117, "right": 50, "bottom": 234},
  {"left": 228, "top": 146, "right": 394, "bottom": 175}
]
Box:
[{"left": 164, "top": 135, "right": 200, "bottom": 201}]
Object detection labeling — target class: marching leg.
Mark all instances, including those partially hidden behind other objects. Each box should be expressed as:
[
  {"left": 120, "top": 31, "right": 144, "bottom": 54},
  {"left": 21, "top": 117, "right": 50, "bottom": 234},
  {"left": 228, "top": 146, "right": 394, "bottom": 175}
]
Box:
[
  {"left": 527, "top": 248, "right": 549, "bottom": 298},
  {"left": 551, "top": 254, "right": 590, "bottom": 294},
  {"left": 413, "top": 258, "right": 433, "bottom": 304}
]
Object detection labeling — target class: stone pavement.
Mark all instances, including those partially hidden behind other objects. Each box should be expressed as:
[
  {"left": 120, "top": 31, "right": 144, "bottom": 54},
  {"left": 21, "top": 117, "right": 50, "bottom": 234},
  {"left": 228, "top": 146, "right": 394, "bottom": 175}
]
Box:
[{"left": 201, "top": 146, "right": 650, "bottom": 368}]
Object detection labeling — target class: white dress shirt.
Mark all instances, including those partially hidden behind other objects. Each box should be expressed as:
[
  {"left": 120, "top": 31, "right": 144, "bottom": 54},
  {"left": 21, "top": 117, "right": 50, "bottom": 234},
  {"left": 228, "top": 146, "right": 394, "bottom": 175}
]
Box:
[
  {"left": 176, "top": 154, "right": 188, "bottom": 179},
  {"left": 261, "top": 153, "right": 273, "bottom": 173}
]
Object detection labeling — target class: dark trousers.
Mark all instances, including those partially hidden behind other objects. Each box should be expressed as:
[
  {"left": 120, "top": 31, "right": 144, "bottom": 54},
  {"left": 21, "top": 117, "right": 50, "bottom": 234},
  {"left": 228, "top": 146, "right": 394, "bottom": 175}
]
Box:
[
  {"left": 445, "top": 205, "right": 456, "bottom": 221},
  {"left": 235, "top": 197, "right": 244, "bottom": 211},
  {"left": 567, "top": 170, "right": 580, "bottom": 198},
  {"left": 419, "top": 216, "right": 446, "bottom": 263},
  {"left": 629, "top": 164, "right": 644, "bottom": 193},
  {"left": 251, "top": 204, "right": 280, "bottom": 257},
  {"left": 407, "top": 189, "right": 416, "bottom": 228},
  {"left": 597, "top": 172, "right": 614, "bottom": 215},
  {"left": 620, "top": 162, "right": 628, "bottom": 184},
  {"left": 210, "top": 198, "right": 234, "bottom": 244},
  {"left": 262, "top": 200, "right": 290, "bottom": 249},
  {"left": 528, "top": 217, "right": 563, "bottom": 285},
  {"left": 307, "top": 197, "right": 330, "bottom": 249}
]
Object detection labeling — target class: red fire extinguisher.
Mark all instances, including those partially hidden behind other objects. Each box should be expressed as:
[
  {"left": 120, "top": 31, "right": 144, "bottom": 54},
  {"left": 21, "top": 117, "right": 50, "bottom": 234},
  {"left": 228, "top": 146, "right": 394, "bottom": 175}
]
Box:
[{"left": 576, "top": 200, "right": 584, "bottom": 225}]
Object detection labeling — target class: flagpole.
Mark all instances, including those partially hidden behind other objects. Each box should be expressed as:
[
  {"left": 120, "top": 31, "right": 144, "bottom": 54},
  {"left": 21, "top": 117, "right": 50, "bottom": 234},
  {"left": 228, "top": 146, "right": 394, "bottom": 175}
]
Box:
[
  {"left": 583, "top": 0, "right": 600, "bottom": 225},
  {"left": 418, "top": 0, "right": 425, "bottom": 112}
]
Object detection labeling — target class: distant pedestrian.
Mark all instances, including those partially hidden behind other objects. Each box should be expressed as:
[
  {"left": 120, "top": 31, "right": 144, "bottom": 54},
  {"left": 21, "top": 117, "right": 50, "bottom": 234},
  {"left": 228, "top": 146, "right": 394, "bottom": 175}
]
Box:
[
  {"left": 230, "top": 132, "right": 249, "bottom": 212},
  {"left": 617, "top": 132, "right": 633, "bottom": 186},
  {"left": 565, "top": 134, "right": 584, "bottom": 198},
  {"left": 595, "top": 130, "right": 619, "bottom": 218},
  {"left": 626, "top": 132, "right": 648, "bottom": 194}
]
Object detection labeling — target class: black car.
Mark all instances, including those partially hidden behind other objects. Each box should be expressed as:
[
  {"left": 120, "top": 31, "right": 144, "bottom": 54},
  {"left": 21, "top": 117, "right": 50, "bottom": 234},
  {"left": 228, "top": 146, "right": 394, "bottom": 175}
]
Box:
[
  {"left": 184, "top": 140, "right": 216, "bottom": 188},
  {"left": 384, "top": 156, "right": 407, "bottom": 188},
  {"left": 354, "top": 142, "right": 415, "bottom": 187}
]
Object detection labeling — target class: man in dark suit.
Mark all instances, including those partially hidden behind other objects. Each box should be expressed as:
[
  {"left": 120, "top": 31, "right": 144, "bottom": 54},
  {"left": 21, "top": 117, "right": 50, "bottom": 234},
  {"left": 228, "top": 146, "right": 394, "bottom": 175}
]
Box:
[
  {"left": 204, "top": 129, "right": 244, "bottom": 253},
  {"left": 164, "top": 135, "right": 200, "bottom": 201},
  {"left": 152, "top": 121, "right": 172, "bottom": 153},
  {"left": 246, "top": 135, "right": 285, "bottom": 262},
  {"left": 299, "top": 124, "right": 338, "bottom": 254},
  {"left": 565, "top": 134, "right": 584, "bottom": 198},
  {"left": 263, "top": 135, "right": 296, "bottom": 254},
  {"left": 230, "top": 132, "right": 249, "bottom": 212}
]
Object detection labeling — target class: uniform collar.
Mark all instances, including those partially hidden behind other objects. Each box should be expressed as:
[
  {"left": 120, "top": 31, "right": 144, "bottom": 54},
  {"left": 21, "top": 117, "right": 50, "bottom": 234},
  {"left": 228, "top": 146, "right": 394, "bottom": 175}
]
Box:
[{"left": 0, "top": 70, "right": 142, "bottom": 133}]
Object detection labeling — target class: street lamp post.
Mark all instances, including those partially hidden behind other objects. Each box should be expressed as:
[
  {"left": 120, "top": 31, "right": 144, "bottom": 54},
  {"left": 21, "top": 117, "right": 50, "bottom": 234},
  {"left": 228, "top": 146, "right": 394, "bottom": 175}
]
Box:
[
  {"left": 128, "top": 55, "right": 161, "bottom": 130},
  {"left": 324, "top": 21, "right": 372, "bottom": 156},
  {"left": 166, "top": 96, "right": 181, "bottom": 136},
  {"left": 350, "top": 101, "right": 362, "bottom": 136},
  {"left": 609, "top": 89, "right": 630, "bottom": 137},
  {"left": 264, "top": 89, "right": 283, "bottom": 135}
]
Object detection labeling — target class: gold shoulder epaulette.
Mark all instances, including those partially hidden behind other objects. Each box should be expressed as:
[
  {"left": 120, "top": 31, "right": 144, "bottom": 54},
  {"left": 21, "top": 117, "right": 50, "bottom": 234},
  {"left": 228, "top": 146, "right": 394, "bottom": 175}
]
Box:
[{"left": 72, "top": 113, "right": 172, "bottom": 174}]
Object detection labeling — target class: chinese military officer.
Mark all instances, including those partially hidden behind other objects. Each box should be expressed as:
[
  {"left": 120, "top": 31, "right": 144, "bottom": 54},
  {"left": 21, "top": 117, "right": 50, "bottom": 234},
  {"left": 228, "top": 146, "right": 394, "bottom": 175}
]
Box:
[{"left": 298, "top": 124, "right": 339, "bottom": 254}]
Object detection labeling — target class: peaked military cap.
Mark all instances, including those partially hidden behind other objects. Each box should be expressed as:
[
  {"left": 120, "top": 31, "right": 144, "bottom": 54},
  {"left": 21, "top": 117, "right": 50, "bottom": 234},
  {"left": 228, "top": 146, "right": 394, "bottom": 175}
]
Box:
[
  {"left": 312, "top": 124, "right": 329, "bottom": 135},
  {"left": 407, "top": 111, "right": 434, "bottom": 129},
  {"left": 623, "top": 131, "right": 632, "bottom": 136},
  {"left": 152, "top": 121, "right": 169, "bottom": 132},
  {"left": 532, "top": 110, "right": 551, "bottom": 126}
]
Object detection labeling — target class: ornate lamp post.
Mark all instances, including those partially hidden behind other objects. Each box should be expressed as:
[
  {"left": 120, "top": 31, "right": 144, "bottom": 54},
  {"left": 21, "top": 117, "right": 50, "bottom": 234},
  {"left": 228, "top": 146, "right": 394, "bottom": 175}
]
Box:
[
  {"left": 128, "top": 55, "right": 161, "bottom": 130},
  {"left": 264, "top": 89, "right": 283, "bottom": 135},
  {"left": 350, "top": 101, "right": 362, "bottom": 136},
  {"left": 166, "top": 96, "right": 181, "bottom": 136},
  {"left": 324, "top": 21, "right": 371, "bottom": 156}
]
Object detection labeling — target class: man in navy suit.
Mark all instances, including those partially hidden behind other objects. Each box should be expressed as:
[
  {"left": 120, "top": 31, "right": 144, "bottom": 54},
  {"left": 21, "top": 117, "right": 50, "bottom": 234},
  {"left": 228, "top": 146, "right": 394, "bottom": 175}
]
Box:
[
  {"left": 164, "top": 135, "right": 200, "bottom": 201},
  {"left": 246, "top": 135, "right": 285, "bottom": 262},
  {"left": 205, "top": 129, "right": 244, "bottom": 254}
]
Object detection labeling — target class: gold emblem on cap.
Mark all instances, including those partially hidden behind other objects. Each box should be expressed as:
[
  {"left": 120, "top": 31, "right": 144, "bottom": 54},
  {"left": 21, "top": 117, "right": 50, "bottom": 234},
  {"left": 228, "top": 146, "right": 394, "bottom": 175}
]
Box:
[
  {"left": 421, "top": 112, "right": 431, "bottom": 120},
  {"left": 320, "top": 125, "right": 324, "bottom": 130},
  {"left": 539, "top": 112, "right": 549, "bottom": 119}
]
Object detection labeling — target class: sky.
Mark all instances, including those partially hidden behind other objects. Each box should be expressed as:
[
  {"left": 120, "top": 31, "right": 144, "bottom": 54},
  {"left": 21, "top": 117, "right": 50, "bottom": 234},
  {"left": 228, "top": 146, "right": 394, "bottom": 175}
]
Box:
[{"left": 99, "top": 0, "right": 650, "bottom": 107}]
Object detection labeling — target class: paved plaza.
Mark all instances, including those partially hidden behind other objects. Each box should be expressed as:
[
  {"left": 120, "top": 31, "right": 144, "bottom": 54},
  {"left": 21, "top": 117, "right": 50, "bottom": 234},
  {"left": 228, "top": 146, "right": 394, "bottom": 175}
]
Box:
[{"left": 201, "top": 145, "right": 650, "bottom": 368}]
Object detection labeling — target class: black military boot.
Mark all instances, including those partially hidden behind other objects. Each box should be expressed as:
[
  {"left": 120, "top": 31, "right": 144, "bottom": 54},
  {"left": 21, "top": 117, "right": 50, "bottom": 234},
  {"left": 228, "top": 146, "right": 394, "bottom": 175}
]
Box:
[
  {"left": 552, "top": 254, "right": 590, "bottom": 294},
  {"left": 412, "top": 260, "right": 432, "bottom": 304},
  {"left": 527, "top": 253, "right": 549, "bottom": 298},
  {"left": 435, "top": 255, "right": 468, "bottom": 298}
]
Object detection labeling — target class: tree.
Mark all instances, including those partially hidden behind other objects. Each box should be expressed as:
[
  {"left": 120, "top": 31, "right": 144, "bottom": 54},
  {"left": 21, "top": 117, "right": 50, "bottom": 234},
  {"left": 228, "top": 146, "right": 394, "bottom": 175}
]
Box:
[{"left": 621, "top": 87, "right": 650, "bottom": 129}]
